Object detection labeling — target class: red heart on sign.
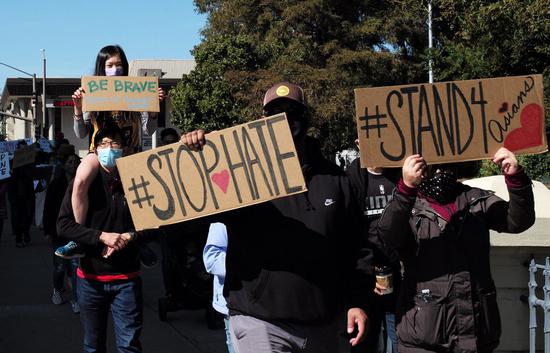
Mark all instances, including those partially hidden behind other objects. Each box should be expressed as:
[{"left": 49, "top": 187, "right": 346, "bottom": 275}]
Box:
[
  {"left": 503, "top": 103, "right": 543, "bottom": 152},
  {"left": 212, "top": 170, "right": 230, "bottom": 194}
]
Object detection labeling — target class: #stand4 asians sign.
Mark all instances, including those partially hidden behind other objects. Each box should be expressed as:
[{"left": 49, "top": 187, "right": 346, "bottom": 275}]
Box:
[
  {"left": 354, "top": 75, "right": 547, "bottom": 167},
  {"left": 117, "top": 114, "right": 307, "bottom": 231}
]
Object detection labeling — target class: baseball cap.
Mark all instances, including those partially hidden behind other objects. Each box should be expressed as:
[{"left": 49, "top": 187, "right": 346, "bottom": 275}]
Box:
[{"left": 263, "top": 82, "right": 306, "bottom": 109}]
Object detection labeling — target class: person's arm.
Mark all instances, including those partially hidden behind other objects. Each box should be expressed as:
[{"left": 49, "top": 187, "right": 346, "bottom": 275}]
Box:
[
  {"left": 376, "top": 155, "right": 424, "bottom": 250},
  {"left": 203, "top": 222, "right": 228, "bottom": 278},
  {"left": 57, "top": 180, "right": 127, "bottom": 250},
  {"left": 484, "top": 148, "right": 535, "bottom": 233},
  {"left": 74, "top": 111, "right": 92, "bottom": 138},
  {"left": 57, "top": 180, "right": 102, "bottom": 246}
]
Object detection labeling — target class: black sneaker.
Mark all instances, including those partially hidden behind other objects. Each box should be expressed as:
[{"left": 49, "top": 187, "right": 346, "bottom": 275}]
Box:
[{"left": 16, "top": 241, "right": 24, "bottom": 248}]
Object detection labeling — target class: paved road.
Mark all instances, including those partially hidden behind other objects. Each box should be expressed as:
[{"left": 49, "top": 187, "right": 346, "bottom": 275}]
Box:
[{"left": 0, "top": 222, "right": 228, "bottom": 353}]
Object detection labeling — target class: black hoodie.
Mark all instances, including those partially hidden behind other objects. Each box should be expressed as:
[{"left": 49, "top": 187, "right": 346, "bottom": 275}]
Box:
[{"left": 222, "top": 137, "right": 372, "bottom": 323}]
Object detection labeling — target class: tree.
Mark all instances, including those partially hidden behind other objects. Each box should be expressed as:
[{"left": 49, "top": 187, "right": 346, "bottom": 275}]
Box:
[
  {"left": 171, "top": 0, "right": 428, "bottom": 154},
  {"left": 431, "top": 0, "right": 550, "bottom": 181}
]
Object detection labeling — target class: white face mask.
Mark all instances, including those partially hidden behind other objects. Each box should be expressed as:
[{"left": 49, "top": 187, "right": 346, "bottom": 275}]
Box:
[{"left": 105, "top": 66, "right": 123, "bottom": 76}]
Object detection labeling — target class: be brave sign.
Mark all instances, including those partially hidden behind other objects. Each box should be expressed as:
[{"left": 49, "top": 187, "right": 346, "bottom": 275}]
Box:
[
  {"left": 116, "top": 114, "right": 307, "bottom": 230},
  {"left": 354, "top": 75, "right": 547, "bottom": 167},
  {"left": 81, "top": 76, "right": 159, "bottom": 112}
]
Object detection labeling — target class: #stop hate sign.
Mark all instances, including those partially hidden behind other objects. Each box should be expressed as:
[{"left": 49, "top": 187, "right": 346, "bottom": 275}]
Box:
[{"left": 116, "top": 114, "right": 307, "bottom": 231}]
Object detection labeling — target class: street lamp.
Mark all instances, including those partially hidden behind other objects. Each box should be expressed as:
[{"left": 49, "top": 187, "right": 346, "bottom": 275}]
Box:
[
  {"left": 40, "top": 49, "right": 47, "bottom": 139},
  {"left": 0, "top": 61, "right": 38, "bottom": 138}
]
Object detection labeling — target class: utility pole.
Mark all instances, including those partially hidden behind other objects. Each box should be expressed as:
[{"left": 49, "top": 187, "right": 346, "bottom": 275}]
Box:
[
  {"left": 428, "top": 0, "right": 434, "bottom": 84},
  {"left": 41, "top": 49, "right": 46, "bottom": 139}
]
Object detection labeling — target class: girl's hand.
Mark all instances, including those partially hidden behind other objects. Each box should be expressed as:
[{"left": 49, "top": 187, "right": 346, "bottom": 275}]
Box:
[
  {"left": 402, "top": 154, "right": 425, "bottom": 188},
  {"left": 72, "top": 87, "right": 85, "bottom": 116},
  {"left": 158, "top": 87, "right": 165, "bottom": 102},
  {"left": 493, "top": 147, "right": 519, "bottom": 175}
]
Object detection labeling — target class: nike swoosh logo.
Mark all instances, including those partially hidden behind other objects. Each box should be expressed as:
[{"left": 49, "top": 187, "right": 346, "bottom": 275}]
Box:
[{"left": 324, "top": 200, "right": 335, "bottom": 206}]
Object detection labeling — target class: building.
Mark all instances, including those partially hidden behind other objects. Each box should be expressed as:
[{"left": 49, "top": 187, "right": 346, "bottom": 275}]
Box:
[{"left": 0, "top": 59, "right": 195, "bottom": 156}]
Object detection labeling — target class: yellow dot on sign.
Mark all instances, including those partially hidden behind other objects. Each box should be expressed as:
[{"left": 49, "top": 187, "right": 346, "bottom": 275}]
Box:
[{"left": 276, "top": 86, "right": 290, "bottom": 97}]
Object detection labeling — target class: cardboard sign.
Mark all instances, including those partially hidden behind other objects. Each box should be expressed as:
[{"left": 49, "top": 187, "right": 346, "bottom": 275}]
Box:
[
  {"left": 117, "top": 114, "right": 307, "bottom": 230},
  {"left": 0, "top": 152, "right": 10, "bottom": 180},
  {"left": 0, "top": 139, "right": 33, "bottom": 154},
  {"left": 13, "top": 145, "right": 36, "bottom": 168},
  {"left": 81, "top": 76, "right": 160, "bottom": 112},
  {"left": 354, "top": 75, "right": 547, "bottom": 167}
]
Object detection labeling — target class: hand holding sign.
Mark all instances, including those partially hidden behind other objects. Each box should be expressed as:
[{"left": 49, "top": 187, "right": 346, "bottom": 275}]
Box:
[
  {"left": 492, "top": 147, "right": 519, "bottom": 175},
  {"left": 402, "top": 155, "right": 426, "bottom": 188}
]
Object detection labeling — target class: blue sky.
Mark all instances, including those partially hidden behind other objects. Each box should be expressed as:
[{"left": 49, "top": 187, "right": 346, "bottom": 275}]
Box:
[{"left": 0, "top": 0, "right": 207, "bottom": 91}]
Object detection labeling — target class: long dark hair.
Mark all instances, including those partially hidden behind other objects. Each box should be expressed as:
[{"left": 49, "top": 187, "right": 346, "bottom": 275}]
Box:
[{"left": 93, "top": 45, "right": 129, "bottom": 76}]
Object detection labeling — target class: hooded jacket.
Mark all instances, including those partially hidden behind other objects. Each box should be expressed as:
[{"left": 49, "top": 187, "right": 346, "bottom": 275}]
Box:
[
  {"left": 376, "top": 176, "right": 535, "bottom": 353},
  {"left": 222, "top": 137, "right": 372, "bottom": 323}
]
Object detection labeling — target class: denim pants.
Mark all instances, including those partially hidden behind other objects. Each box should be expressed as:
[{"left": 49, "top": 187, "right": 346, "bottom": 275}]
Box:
[{"left": 78, "top": 276, "right": 143, "bottom": 353}]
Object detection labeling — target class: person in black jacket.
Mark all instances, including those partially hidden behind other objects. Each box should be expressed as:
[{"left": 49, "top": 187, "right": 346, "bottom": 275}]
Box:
[
  {"left": 346, "top": 143, "right": 401, "bottom": 353},
  {"left": 57, "top": 127, "right": 155, "bottom": 353},
  {"left": 181, "top": 82, "right": 372, "bottom": 353},
  {"left": 376, "top": 148, "right": 535, "bottom": 353},
  {"left": 44, "top": 151, "right": 80, "bottom": 310}
]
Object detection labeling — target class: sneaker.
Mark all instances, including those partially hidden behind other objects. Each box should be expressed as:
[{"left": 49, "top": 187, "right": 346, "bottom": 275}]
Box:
[
  {"left": 70, "top": 300, "right": 80, "bottom": 314},
  {"left": 55, "top": 241, "right": 85, "bottom": 259},
  {"left": 15, "top": 241, "right": 24, "bottom": 248},
  {"left": 139, "top": 245, "right": 158, "bottom": 268},
  {"left": 52, "top": 289, "right": 64, "bottom": 305}
]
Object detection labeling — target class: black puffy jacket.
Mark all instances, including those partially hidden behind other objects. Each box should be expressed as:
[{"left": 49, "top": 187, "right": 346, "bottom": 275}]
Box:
[{"left": 376, "top": 181, "right": 535, "bottom": 353}]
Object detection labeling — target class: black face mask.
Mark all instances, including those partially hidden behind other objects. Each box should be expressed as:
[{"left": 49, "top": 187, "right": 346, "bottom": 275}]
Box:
[
  {"left": 418, "top": 170, "right": 460, "bottom": 204},
  {"left": 288, "top": 116, "right": 308, "bottom": 139},
  {"left": 265, "top": 104, "right": 308, "bottom": 139}
]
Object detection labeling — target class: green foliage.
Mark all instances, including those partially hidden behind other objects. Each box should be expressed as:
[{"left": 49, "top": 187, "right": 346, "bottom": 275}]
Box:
[
  {"left": 171, "top": 0, "right": 549, "bottom": 179},
  {"left": 171, "top": 0, "right": 428, "bottom": 153},
  {"left": 432, "top": 0, "right": 550, "bottom": 182}
]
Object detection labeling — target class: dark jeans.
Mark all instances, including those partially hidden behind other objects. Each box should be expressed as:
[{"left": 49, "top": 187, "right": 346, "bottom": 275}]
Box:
[
  {"left": 78, "top": 276, "right": 143, "bottom": 353},
  {"left": 53, "top": 255, "right": 78, "bottom": 299},
  {"left": 352, "top": 294, "right": 398, "bottom": 353}
]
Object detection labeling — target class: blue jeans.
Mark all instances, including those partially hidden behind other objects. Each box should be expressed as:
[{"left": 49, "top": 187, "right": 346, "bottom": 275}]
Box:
[
  {"left": 78, "top": 276, "right": 143, "bottom": 353},
  {"left": 385, "top": 312, "right": 397, "bottom": 353}
]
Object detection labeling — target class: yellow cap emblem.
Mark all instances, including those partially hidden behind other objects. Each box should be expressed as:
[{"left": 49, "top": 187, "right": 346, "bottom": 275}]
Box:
[{"left": 276, "top": 85, "right": 290, "bottom": 97}]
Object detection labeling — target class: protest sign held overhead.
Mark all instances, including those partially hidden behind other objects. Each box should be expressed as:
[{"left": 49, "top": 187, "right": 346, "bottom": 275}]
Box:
[
  {"left": 81, "top": 76, "right": 160, "bottom": 112},
  {"left": 354, "top": 75, "right": 547, "bottom": 167},
  {"left": 116, "top": 114, "right": 307, "bottom": 230}
]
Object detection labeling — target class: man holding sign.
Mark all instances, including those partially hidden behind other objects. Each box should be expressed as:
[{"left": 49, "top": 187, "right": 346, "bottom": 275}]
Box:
[
  {"left": 375, "top": 148, "right": 535, "bottom": 353},
  {"left": 57, "top": 127, "right": 157, "bottom": 352},
  {"left": 181, "top": 82, "right": 372, "bottom": 353}
]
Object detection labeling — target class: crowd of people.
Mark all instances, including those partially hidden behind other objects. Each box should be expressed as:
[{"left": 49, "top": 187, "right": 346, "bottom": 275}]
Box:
[{"left": 0, "top": 43, "right": 537, "bottom": 353}]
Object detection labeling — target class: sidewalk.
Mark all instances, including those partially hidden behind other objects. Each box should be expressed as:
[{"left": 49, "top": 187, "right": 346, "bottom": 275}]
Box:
[{"left": 0, "top": 222, "right": 228, "bottom": 353}]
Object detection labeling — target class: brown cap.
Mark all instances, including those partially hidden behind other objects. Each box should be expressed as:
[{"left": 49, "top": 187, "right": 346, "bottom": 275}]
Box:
[{"left": 263, "top": 82, "right": 306, "bottom": 109}]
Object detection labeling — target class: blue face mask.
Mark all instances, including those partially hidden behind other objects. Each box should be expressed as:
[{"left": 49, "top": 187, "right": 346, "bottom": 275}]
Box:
[
  {"left": 97, "top": 148, "right": 123, "bottom": 168},
  {"left": 105, "top": 66, "right": 123, "bottom": 76}
]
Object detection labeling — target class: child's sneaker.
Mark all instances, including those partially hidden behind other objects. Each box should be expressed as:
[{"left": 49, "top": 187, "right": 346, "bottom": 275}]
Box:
[
  {"left": 51, "top": 289, "right": 64, "bottom": 305},
  {"left": 55, "top": 241, "right": 85, "bottom": 259},
  {"left": 71, "top": 300, "right": 80, "bottom": 314}
]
